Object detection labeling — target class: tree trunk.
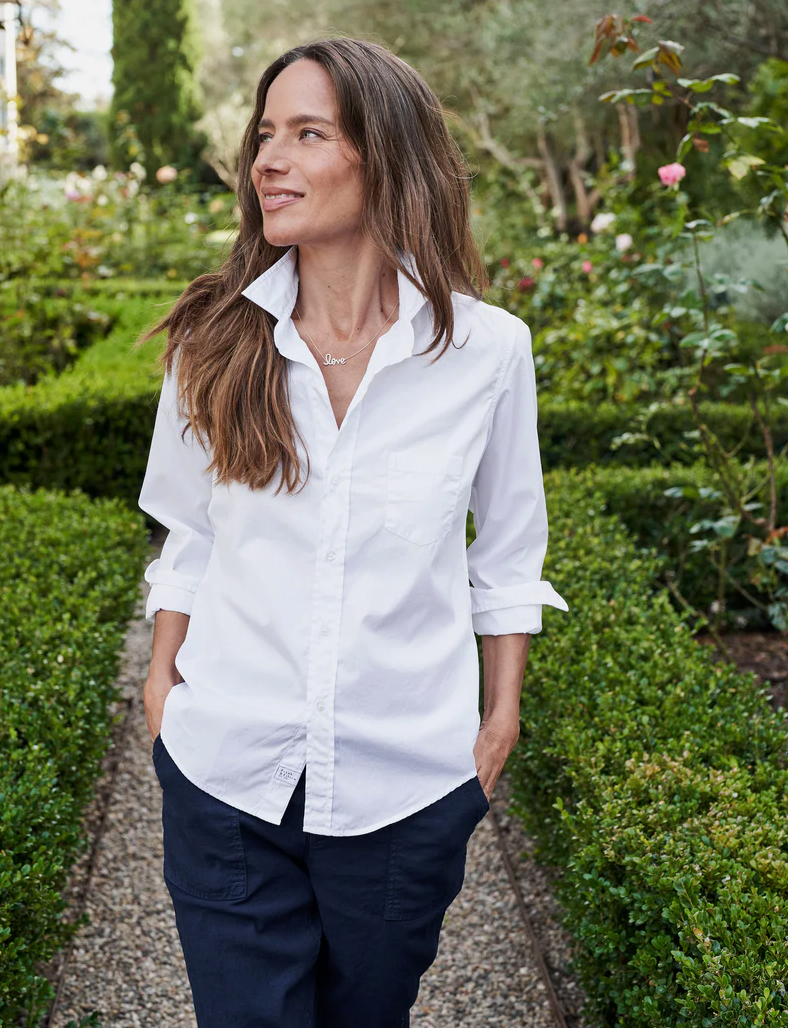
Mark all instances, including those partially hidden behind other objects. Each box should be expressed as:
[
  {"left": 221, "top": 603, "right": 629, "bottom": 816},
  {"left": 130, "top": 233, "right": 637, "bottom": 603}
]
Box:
[
  {"left": 616, "top": 102, "right": 640, "bottom": 177},
  {"left": 568, "top": 112, "right": 604, "bottom": 227},
  {"left": 536, "top": 120, "right": 567, "bottom": 231}
]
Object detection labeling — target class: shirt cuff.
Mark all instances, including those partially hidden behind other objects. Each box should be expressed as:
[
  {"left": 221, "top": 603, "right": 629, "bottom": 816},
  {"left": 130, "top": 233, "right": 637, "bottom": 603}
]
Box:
[
  {"left": 469, "top": 580, "right": 569, "bottom": 636},
  {"left": 144, "top": 583, "right": 197, "bottom": 621},
  {"left": 143, "top": 558, "right": 200, "bottom": 621},
  {"left": 472, "top": 604, "right": 543, "bottom": 636},
  {"left": 469, "top": 580, "right": 569, "bottom": 614}
]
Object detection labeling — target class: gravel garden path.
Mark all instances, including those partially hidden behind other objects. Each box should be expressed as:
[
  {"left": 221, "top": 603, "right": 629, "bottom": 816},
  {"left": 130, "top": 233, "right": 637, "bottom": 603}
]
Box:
[{"left": 45, "top": 530, "right": 586, "bottom": 1028}]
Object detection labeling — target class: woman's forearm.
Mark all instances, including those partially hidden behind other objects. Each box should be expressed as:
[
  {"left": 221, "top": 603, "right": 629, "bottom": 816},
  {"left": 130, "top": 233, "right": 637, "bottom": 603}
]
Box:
[
  {"left": 149, "top": 609, "right": 190, "bottom": 683},
  {"left": 479, "top": 632, "right": 530, "bottom": 733}
]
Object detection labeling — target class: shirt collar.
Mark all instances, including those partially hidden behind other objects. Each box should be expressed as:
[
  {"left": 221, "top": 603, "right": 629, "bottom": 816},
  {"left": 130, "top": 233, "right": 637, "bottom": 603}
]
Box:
[{"left": 240, "top": 245, "right": 429, "bottom": 371}]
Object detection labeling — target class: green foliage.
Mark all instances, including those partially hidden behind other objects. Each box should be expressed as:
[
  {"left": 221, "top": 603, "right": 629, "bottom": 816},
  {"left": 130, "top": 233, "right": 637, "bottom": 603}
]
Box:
[
  {"left": 505, "top": 468, "right": 788, "bottom": 1026},
  {"left": 535, "top": 398, "right": 788, "bottom": 472},
  {"left": 0, "top": 282, "right": 113, "bottom": 388},
  {"left": 0, "top": 291, "right": 175, "bottom": 509},
  {"left": 108, "top": 0, "right": 207, "bottom": 176},
  {"left": 561, "top": 461, "right": 788, "bottom": 631},
  {"left": 0, "top": 171, "right": 236, "bottom": 283},
  {"left": 0, "top": 485, "right": 149, "bottom": 1027}
]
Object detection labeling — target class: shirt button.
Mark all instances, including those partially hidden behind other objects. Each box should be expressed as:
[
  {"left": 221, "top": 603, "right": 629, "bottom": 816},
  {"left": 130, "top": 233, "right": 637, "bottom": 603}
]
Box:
[
  {"left": 316, "top": 701, "right": 325, "bottom": 712},
  {"left": 326, "top": 550, "right": 336, "bottom": 561},
  {"left": 321, "top": 625, "right": 329, "bottom": 636},
  {"left": 331, "top": 475, "right": 340, "bottom": 486}
]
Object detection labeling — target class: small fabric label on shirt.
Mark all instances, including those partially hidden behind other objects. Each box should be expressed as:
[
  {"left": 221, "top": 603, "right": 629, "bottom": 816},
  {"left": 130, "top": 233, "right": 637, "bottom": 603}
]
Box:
[{"left": 274, "top": 763, "right": 301, "bottom": 784}]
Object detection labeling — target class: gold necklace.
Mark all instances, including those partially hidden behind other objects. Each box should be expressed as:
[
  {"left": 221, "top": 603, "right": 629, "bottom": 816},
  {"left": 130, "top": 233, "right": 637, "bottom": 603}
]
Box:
[{"left": 293, "top": 299, "right": 400, "bottom": 366}]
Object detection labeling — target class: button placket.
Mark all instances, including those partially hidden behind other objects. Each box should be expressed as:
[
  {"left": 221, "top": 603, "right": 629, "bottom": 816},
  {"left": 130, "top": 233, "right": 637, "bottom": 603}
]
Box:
[{"left": 302, "top": 415, "right": 361, "bottom": 833}]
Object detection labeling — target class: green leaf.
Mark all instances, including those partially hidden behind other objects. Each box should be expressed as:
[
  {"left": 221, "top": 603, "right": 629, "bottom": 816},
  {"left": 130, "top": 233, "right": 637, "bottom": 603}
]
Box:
[
  {"left": 736, "top": 116, "right": 778, "bottom": 129},
  {"left": 676, "top": 73, "right": 740, "bottom": 92},
  {"left": 725, "top": 155, "right": 765, "bottom": 180},
  {"left": 632, "top": 46, "right": 660, "bottom": 70},
  {"left": 679, "top": 332, "right": 711, "bottom": 348},
  {"left": 719, "top": 210, "right": 750, "bottom": 224}
]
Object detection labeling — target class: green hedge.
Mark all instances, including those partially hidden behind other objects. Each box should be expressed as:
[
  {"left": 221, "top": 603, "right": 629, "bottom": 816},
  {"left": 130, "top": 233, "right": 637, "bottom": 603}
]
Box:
[
  {"left": 536, "top": 399, "right": 788, "bottom": 471},
  {"left": 0, "top": 484, "right": 149, "bottom": 1027},
  {"left": 505, "top": 466, "right": 788, "bottom": 1027},
  {"left": 0, "top": 292, "right": 172, "bottom": 510},
  {"left": 570, "top": 461, "right": 788, "bottom": 631}
]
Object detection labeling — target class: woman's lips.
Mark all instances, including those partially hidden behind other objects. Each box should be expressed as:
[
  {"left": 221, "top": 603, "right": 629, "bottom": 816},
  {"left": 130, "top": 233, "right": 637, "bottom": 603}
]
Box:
[{"left": 262, "top": 193, "right": 304, "bottom": 212}]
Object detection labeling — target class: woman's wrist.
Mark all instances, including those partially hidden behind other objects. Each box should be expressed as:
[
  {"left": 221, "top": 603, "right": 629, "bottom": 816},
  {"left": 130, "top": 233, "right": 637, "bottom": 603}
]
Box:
[{"left": 479, "top": 710, "right": 521, "bottom": 749}]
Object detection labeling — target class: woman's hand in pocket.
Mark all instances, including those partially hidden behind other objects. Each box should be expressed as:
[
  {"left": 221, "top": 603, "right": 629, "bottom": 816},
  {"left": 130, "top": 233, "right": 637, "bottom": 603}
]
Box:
[
  {"left": 144, "top": 609, "right": 190, "bottom": 742},
  {"left": 143, "top": 669, "right": 181, "bottom": 743},
  {"left": 473, "top": 715, "right": 520, "bottom": 802}
]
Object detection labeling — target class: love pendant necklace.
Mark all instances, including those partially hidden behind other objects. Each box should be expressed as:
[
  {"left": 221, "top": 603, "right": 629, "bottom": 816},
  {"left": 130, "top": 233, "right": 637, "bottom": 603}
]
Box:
[{"left": 293, "top": 299, "right": 400, "bottom": 366}]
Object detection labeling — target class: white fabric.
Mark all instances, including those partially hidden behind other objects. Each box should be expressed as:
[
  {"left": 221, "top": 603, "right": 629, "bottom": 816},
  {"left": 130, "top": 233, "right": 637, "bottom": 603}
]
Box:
[{"left": 137, "top": 244, "right": 568, "bottom": 836}]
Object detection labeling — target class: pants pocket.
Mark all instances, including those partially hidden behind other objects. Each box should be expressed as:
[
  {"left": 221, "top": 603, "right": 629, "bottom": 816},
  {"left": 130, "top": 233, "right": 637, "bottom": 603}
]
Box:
[
  {"left": 383, "top": 776, "right": 481, "bottom": 921},
  {"left": 152, "top": 732, "right": 164, "bottom": 766},
  {"left": 472, "top": 773, "right": 491, "bottom": 818},
  {"left": 155, "top": 742, "right": 248, "bottom": 902}
]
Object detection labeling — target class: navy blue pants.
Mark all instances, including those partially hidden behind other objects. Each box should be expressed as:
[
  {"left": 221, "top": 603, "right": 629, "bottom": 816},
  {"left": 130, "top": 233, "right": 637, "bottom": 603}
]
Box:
[{"left": 152, "top": 734, "right": 489, "bottom": 1028}]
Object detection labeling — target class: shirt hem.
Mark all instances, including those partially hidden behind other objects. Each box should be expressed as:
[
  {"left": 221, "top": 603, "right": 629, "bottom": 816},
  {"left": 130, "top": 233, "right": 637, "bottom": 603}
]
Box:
[
  {"left": 159, "top": 728, "right": 477, "bottom": 836},
  {"left": 303, "top": 773, "right": 479, "bottom": 836}
]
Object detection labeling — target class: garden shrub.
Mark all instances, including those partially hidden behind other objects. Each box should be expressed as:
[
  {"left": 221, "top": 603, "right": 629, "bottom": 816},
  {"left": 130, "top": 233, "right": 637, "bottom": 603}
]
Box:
[
  {"left": 0, "top": 281, "right": 112, "bottom": 387},
  {"left": 505, "top": 467, "right": 788, "bottom": 1026},
  {"left": 570, "top": 460, "right": 788, "bottom": 630},
  {"left": 0, "top": 484, "right": 149, "bottom": 1027},
  {"left": 535, "top": 399, "right": 788, "bottom": 472},
  {"left": 0, "top": 292, "right": 175, "bottom": 509}
]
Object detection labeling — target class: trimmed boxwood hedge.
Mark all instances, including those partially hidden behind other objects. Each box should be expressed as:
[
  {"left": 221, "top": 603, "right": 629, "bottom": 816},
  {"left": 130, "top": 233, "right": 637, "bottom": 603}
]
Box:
[
  {"left": 535, "top": 399, "right": 788, "bottom": 471},
  {"left": 564, "top": 461, "right": 788, "bottom": 631},
  {"left": 0, "top": 292, "right": 173, "bottom": 510},
  {"left": 0, "top": 484, "right": 149, "bottom": 1027},
  {"left": 505, "top": 467, "right": 788, "bottom": 1027}
]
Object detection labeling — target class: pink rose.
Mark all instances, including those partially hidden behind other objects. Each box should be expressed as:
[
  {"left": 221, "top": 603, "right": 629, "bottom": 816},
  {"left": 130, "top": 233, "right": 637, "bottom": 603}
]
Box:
[
  {"left": 156, "top": 165, "right": 179, "bottom": 184},
  {"left": 658, "top": 163, "right": 686, "bottom": 187},
  {"left": 500, "top": 258, "right": 510, "bottom": 268},
  {"left": 516, "top": 276, "right": 535, "bottom": 292},
  {"left": 582, "top": 260, "right": 593, "bottom": 273},
  {"left": 532, "top": 257, "right": 543, "bottom": 270}
]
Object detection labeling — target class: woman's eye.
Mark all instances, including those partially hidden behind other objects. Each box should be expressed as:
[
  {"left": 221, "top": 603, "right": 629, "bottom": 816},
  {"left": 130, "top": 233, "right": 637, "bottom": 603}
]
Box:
[{"left": 257, "top": 128, "right": 321, "bottom": 144}]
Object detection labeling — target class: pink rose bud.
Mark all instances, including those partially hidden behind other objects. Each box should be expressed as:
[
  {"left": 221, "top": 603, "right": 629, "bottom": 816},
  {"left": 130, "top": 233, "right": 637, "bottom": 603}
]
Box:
[
  {"left": 582, "top": 260, "right": 593, "bottom": 273},
  {"left": 500, "top": 258, "right": 510, "bottom": 267},
  {"left": 658, "top": 163, "right": 686, "bottom": 187},
  {"left": 156, "top": 165, "right": 179, "bottom": 184},
  {"left": 532, "top": 257, "right": 543, "bottom": 269}
]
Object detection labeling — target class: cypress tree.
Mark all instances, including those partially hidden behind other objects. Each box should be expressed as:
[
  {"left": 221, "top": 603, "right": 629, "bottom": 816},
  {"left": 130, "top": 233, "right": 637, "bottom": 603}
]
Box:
[{"left": 109, "top": 0, "right": 206, "bottom": 177}]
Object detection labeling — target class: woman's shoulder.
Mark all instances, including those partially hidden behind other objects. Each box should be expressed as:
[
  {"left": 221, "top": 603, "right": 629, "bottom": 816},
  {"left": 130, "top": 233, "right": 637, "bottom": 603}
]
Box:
[{"left": 450, "top": 290, "right": 527, "bottom": 348}]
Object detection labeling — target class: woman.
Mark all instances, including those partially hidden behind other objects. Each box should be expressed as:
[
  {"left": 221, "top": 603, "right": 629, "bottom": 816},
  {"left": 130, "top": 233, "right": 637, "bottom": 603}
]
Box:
[{"left": 136, "top": 35, "right": 568, "bottom": 1028}]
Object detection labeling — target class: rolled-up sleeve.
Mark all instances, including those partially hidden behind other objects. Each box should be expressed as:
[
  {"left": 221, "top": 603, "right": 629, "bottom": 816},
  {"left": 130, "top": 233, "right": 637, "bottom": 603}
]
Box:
[
  {"left": 138, "top": 355, "right": 215, "bottom": 621},
  {"left": 466, "top": 315, "right": 568, "bottom": 636}
]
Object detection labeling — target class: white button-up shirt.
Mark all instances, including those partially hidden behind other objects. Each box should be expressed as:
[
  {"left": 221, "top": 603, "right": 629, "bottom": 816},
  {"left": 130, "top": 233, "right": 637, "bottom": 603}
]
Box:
[{"left": 138, "top": 244, "right": 568, "bottom": 836}]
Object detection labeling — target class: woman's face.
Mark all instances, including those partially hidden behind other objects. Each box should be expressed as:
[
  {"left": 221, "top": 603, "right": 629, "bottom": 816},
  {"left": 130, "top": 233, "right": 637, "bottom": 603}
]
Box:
[{"left": 252, "top": 59, "right": 365, "bottom": 250}]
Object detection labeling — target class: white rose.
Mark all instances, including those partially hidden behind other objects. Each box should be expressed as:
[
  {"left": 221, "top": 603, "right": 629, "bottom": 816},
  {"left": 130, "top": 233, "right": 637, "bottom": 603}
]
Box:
[{"left": 591, "top": 212, "right": 616, "bottom": 233}]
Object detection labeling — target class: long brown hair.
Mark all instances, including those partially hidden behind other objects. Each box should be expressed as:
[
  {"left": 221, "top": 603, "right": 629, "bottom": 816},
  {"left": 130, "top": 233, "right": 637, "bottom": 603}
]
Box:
[{"left": 135, "top": 36, "right": 488, "bottom": 493}]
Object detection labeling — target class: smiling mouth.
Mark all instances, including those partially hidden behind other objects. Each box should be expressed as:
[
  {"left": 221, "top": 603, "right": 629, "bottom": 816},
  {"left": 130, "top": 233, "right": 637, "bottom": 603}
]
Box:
[{"left": 262, "top": 192, "right": 304, "bottom": 211}]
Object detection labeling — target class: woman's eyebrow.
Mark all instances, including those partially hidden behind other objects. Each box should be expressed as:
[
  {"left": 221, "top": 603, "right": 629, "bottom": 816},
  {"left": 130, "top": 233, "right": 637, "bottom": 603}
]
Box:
[{"left": 257, "top": 114, "right": 335, "bottom": 131}]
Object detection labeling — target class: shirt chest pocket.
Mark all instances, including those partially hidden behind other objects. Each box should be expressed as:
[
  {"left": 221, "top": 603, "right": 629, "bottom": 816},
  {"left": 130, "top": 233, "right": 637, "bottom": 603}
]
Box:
[{"left": 384, "top": 451, "right": 463, "bottom": 546}]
